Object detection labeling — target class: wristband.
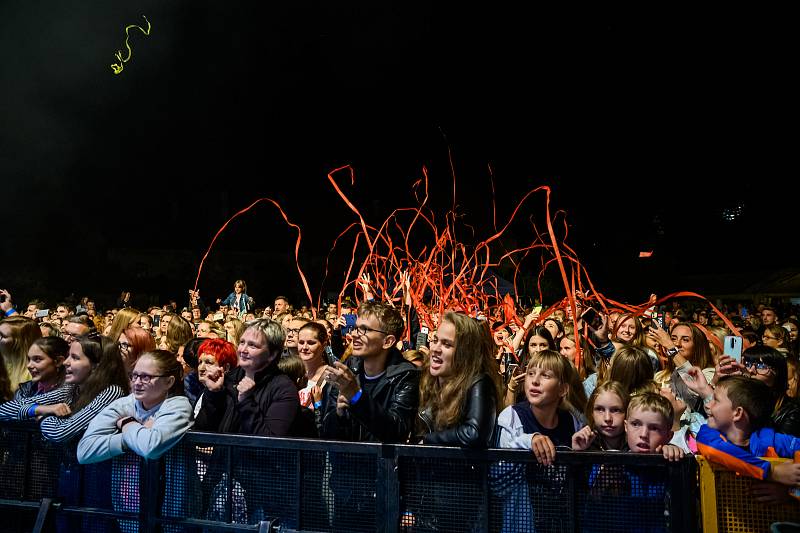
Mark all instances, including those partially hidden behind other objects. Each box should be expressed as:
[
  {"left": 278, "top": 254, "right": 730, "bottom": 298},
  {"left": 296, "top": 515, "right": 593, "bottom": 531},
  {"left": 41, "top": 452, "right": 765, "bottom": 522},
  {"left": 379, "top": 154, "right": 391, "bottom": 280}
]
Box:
[
  {"left": 27, "top": 404, "right": 38, "bottom": 417},
  {"left": 350, "top": 389, "right": 363, "bottom": 404},
  {"left": 313, "top": 400, "right": 323, "bottom": 410},
  {"left": 4, "top": 308, "right": 17, "bottom": 317},
  {"left": 118, "top": 416, "right": 137, "bottom": 430}
]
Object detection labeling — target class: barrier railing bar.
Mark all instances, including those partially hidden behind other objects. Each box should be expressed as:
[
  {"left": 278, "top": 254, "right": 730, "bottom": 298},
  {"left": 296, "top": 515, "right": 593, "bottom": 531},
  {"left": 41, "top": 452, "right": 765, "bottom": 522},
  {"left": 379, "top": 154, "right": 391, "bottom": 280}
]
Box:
[{"left": 225, "top": 444, "right": 233, "bottom": 525}]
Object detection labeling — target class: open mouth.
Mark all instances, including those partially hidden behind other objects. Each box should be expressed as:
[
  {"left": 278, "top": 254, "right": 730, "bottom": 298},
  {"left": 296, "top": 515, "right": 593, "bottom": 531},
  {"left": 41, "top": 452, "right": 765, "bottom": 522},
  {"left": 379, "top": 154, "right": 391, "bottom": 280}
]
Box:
[{"left": 635, "top": 442, "right": 651, "bottom": 452}]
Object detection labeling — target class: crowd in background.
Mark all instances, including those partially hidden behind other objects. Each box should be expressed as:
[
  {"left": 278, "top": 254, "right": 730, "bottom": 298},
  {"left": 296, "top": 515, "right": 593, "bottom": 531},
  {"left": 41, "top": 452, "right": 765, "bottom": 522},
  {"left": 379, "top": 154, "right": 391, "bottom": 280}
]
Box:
[{"left": 3, "top": 279, "right": 800, "bottom": 526}]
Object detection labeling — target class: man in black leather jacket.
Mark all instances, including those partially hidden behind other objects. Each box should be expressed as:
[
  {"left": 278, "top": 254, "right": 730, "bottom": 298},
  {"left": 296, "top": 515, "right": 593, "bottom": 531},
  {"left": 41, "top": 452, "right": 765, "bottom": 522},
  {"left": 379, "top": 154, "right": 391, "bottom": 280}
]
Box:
[{"left": 320, "top": 301, "right": 420, "bottom": 531}]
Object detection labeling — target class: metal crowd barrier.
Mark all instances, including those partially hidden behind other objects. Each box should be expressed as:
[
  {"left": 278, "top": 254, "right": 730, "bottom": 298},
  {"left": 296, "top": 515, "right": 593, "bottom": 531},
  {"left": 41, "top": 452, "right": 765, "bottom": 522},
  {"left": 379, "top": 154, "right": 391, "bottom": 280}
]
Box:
[{"left": 0, "top": 421, "right": 698, "bottom": 532}]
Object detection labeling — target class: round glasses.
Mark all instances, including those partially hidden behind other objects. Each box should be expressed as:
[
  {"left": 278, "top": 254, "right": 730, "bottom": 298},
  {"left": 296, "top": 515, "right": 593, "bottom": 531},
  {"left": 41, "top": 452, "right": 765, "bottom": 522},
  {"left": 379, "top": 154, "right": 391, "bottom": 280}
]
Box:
[
  {"left": 743, "top": 357, "right": 775, "bottom": 376},
  {"left": 129, "top": 372, "right": 167, "bottom": 384}
]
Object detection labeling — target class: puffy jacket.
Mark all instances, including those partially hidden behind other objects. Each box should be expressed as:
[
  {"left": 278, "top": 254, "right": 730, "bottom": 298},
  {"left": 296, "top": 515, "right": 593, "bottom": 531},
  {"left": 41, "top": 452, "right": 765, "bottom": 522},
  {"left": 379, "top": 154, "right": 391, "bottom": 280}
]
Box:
[
  {"left": 418, "top": 373, "right": 498, "bottom": 448},
  {"left": 320, "top": 348, "right": 420, "bottom": 443},
  {"left": 696, "top": 424, "right": 800, "bottom": 480},
  {"left": 193, "top": 362, "right": 299, "bottom": 437}
]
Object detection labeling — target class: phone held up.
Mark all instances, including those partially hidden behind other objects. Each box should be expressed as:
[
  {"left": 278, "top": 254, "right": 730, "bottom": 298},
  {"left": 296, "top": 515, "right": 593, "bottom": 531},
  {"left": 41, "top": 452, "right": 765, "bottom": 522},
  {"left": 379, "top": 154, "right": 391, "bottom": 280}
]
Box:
[
  {"left": 416, "top": 326, "right": 429, "bottom": 349},
  {"left": 723, "top": 335, "right": 743, "bottom": 363},
  {"left": 580, "top": 307, "right": 603, "bottom": 330}
]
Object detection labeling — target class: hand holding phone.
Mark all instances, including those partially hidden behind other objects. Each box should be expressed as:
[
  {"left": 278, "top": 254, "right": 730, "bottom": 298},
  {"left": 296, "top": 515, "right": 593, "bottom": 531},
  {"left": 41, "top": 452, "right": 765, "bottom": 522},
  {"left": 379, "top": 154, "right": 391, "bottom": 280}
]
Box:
[{"left": 724, "top": 335, "right": 743, "bottom": 363}]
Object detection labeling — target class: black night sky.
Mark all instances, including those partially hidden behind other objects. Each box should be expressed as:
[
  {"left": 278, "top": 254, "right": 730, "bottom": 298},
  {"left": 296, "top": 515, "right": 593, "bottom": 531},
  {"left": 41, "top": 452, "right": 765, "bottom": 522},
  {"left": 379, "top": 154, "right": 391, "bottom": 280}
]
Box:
[{"left": 1, "top": 3, "right": 796, "bottom": 309}]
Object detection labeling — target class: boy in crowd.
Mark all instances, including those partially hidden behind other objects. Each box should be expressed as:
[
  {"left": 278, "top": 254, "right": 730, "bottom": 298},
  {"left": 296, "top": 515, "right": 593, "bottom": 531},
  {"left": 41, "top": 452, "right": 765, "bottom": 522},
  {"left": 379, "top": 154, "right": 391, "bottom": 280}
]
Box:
[
  {"left": 697, "top": 376, "right": 800, "bottom": 485},
  {"left": 626, "top": 393, "right": 685, "bottom": 461}
]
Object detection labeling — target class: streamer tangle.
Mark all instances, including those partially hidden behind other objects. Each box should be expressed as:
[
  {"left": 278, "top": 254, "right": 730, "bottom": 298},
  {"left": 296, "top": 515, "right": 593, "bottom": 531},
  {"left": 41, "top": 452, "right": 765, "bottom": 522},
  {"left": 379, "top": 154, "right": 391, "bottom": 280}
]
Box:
[{"left": 110, "top": 15, "right": 151, "bottom": 75}]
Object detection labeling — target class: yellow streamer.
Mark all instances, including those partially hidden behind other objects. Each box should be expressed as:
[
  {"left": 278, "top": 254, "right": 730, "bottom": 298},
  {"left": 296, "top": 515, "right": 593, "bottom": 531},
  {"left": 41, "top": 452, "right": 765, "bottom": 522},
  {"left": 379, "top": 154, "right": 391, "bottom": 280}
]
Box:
[{"left": 111, "top": 15, "right": 151, "bottom": 75}]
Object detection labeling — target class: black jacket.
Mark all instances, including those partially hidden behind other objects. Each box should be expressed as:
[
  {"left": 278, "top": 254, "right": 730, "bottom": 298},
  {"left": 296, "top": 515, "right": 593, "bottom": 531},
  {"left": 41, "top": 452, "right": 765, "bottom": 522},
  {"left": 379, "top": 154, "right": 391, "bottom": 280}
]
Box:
[
  {"left": 320, "top": 348, "right": 420, "bottom": 443},
  {"left": 418, "top": 373, "right": 498, "bottom": 449},
  {"left": 773, "top": 396, "right": 800, "bottom": 437},
  {"left": 193, "top": 362, "right": 300, "bottom": 437}
]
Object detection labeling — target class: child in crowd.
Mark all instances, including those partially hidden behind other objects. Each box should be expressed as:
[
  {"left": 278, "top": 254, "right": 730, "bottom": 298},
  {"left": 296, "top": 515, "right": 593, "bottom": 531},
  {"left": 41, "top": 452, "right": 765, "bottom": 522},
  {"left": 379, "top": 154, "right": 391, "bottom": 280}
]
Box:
[
  {"left": 15, "top": 336, "right": 68, "bottom": 399},
  {"left": 498, "top": 350, "right": 583, "bottom": 465},
  {"left": 572, "top": 381, "right": 629, "bottom": 451},
  {"left": 626, "top": 392, "right": 685, "bottom": 461},
  {"left": 697, "top": 376, "right": 800, "bottom": 485}
]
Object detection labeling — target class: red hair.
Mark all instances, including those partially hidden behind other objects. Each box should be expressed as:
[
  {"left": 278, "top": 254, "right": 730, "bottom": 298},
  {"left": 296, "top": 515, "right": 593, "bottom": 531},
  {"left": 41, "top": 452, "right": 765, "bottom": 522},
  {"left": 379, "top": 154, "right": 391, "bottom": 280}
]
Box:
[
  {"left": 198, "top": 338, "right": 238, "bottom": 368},
  {"left": 122, "top": 327, "right": 156, "bottom": 363}
]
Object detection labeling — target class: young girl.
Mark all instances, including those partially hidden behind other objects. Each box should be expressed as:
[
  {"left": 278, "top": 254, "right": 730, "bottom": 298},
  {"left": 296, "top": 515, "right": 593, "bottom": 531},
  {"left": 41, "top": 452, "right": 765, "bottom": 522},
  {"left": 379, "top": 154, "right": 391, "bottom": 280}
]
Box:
[
  {"left": 498, "top": 350, "right": 582, "bottom": 465},
  {"left": 77, "top": 349, "right": 193, "bottom": 463},
  {"left": 571, "top": 381, "right": 629, "bottom": 451},
  {"left": 0, "top": 333, "right": 129, "bottom": 443},
  {"left": 15, "top": 336, "right": 69, "bottom": 399}
]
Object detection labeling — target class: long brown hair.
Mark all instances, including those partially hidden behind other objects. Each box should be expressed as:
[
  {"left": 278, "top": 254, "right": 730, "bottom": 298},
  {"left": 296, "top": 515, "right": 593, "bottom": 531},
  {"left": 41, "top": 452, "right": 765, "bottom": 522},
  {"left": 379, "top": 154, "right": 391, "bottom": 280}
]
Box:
[
  {"left": 606, "top": 345, "right": 654, "bottom": 395},
  {"left": 418, "top": 312, "right": 503, "bottom": 431},
  {"left": 670, "top": 322, "right": 715, "bottom": 369},
  {"left": 71, "top": 334, "right": 130, "bottom": 412},
  {"left": 164, "top": 316, "right": 193, "bottom": 353},
  {"left": 0, "top": 316, "right": 41, "bottom": 392},
  {"left": 0, "top": 360, "right": 12, "bottom": 401},
  {"left": 107, "top": 308, "right": 145, "bottom": 342}
]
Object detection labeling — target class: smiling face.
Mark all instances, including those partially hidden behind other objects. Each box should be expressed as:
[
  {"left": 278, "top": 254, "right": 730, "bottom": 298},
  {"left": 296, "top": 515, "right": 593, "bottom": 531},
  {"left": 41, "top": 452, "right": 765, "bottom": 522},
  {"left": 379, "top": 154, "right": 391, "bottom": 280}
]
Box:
[
  {"left": 351, "top": 314, "right": 391, "bottom": 358},
  {"left": 527, "top": 335, "right": 550, "bottom": 356},
  {"left": 27, "top": 344, "right": 63, "bottom": 385},
  {"left": 616, "top": 316, "right": 637, "bottom": 343},
  {"left": 197, "top": 352, "right": 222, "bottom": 380},
  {"left": 64, "top": 341, "right": 93, "bottom": 385},
  {"left": 670, "top": 325, "right": 695, "bottom": 361},
  {"left": 297, "top": 327, "right": 325, "bottom": 366},
  {"left": 237, "top": 328, "right": 274, "bottom": 374},
  {"left": 429, "top": 320, "right": 456, "bottom": 381}
]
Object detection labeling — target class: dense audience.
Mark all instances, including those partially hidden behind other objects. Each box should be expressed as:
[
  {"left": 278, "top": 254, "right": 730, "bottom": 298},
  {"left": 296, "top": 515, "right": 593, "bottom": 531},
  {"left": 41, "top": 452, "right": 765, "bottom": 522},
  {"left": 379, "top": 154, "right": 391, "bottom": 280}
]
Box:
[{"left": 3, "top": 282, "right": 800, "bottom": 521}]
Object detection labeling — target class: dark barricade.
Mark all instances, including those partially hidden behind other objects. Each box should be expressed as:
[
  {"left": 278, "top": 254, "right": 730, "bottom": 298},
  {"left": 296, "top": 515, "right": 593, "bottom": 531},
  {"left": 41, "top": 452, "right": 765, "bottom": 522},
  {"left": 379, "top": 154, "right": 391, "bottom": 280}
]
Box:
[{"left": 0, "top": 421, "right": 698, "bottom": 533}]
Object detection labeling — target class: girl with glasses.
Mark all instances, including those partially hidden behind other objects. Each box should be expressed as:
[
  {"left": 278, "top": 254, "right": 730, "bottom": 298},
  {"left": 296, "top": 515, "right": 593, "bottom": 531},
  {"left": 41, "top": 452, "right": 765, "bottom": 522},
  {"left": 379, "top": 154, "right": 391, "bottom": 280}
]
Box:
[{"left": 118, "top": 326, "right": 156, "bottom": 373}]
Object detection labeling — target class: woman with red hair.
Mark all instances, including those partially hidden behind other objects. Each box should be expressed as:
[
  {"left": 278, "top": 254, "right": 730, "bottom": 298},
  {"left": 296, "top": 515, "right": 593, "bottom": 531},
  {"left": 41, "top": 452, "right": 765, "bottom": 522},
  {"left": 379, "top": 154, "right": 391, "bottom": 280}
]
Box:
[
  {"left": 118, "top": 326, "right": 156, "bottom": 373},
  {"left": 193, "top": 338, "right": 237, "bottom": 416}
]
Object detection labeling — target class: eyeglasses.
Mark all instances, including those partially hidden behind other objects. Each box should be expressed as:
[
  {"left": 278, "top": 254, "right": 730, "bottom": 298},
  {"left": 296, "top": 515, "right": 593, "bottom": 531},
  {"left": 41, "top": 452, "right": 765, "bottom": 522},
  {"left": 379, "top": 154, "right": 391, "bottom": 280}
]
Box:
[
  {"left": 129, "top": 372, "right": 167, "bottom": 384},
  {"left": 743, "top": 357, "right": 775, "bottom": 375},
  {"left": 762, "top": 335, "right": 780, "bottom": 342},
  {"left": 118, "top": 341, "right": 131, "bottom": 351},
  {"left": 353, "top": 324, "right": 389, "bottom": 337},
  {"left": 286, "top": 328, "right": 301, "bottom": 335}
]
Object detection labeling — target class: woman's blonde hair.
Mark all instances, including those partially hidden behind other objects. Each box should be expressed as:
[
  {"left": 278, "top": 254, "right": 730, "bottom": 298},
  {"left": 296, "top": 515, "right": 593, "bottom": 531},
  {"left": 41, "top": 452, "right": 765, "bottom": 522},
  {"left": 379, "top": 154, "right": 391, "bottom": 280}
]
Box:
[
  {"left": 107, "top": 308, "right": 145, "bottom": 342},
  {"left": 418, "top": 312, "right": 503, "bottom": 431},
  {"left": 0, "top": 316, "right": 40, "bottom": 392}
]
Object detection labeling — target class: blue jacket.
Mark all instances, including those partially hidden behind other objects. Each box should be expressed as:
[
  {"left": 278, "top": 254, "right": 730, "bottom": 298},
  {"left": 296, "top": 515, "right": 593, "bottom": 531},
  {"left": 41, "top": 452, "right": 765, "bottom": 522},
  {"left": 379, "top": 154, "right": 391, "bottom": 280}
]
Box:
[
  {"left": 221, "top": 291, "right": 253, "bottom": 314},
  {"left": 696, "top": 424, "right": 800, "bottom": 480}
]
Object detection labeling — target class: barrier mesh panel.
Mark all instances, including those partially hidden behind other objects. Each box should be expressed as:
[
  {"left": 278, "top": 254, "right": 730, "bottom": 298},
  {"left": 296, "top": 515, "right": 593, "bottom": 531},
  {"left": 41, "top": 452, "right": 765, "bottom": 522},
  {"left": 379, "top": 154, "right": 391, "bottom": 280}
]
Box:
[
  {"left": 713, "top": 466, "right": 800, "bottom": 532},
  {"left": 400, "top": 456, "right": 487, "bottom": 533}
]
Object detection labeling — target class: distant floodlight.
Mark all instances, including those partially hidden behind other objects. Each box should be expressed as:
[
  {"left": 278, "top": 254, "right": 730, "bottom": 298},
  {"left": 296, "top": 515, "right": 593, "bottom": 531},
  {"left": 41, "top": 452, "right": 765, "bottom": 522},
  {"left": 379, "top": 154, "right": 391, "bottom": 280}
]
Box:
[{"left": 639, "top": 251, "right": 653, "bottom": 258}]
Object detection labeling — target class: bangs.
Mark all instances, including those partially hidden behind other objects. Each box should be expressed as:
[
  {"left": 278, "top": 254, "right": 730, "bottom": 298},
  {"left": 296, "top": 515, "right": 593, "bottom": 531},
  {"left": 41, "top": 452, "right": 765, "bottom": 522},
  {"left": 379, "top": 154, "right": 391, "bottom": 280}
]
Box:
[{"left": 526, "top": 350, "right": 568, "bottom": 381}]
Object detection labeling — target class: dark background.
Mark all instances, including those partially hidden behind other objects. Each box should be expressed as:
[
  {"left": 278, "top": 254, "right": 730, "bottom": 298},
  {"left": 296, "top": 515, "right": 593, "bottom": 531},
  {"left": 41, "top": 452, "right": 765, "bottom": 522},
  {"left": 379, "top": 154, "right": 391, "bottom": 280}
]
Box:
[{"left": 1, "top": 3, "right": 796, "bottom": 310}]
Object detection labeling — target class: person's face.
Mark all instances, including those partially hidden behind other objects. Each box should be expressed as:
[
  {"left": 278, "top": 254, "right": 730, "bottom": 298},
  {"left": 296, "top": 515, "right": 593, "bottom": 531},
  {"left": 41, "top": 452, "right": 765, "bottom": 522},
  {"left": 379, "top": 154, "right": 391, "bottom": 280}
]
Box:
[
  {"left": 351, "top": 314, "right": 391, "bottom": 358},
  {"left": 131, "top": 356, "right": 174, "bottom": 410},
  {"left": 281, "top": 314, "right": 293, "bottom": 330},
  {"left": 244, "top": 313, "right": 255, "bottom": 322},
  {"left": 237, "top": 328, "right": 274, "bottom": 374},
  {"left": 139, "top": 316, "right": 151, "bottom": 331},
  {"left": 705, "top": 386, "right": 739, "bottom": 434},
  {"left": 616, "top": 317, "right": 637, "bottom": 343},
  {"left": 670, "top": 325, "right": 695, "bottom": 361},
  {"left": 234, "top": 284, "right": 243, "bottom": 294},
  {"left": 527, "top": 335, "right": 550, "bottom": 356},
  {"left": 196, "top": 322, "right": 212, "bottom": 338},
  {"left": 25, "top": 304, "right": 37, "bottom": 318},
  {"left": 160, "top": 315, "right": 171, "bottom": 334},
  {"left": 744, "top": 356, "right": 777, "bottom": 387},
  {"left": 56, "top": 306, "right": 70, "bottom": 319},
  {"left": 64, "top": 341, "right": 93, "bottom": 385},
  {"left": 192, "top": 308, "right": 202, "bottom": 320},
  {"left": 227, "top": 309, "right": 238, "bottom": 319},
  {"left": 27, "top": 344, "right": 63, "bottom": 384},
  {"left": 592, "top": 391, "right": 626, "bottom": 442},
  {"left": 62, "top": 322, "right": 90, "bottom": 343},
  {"left": 285, "top": 320, "right": 305, "bottom": 348},
  {"left": 181, "top": 311, "right": 192, "bottom": 321},
  {"left": 559, "top": 337, "right": 576, "bottom": 365},
  {"left": 327, "top": 303, "right": 337, "bottom": 315},
  {"left": 429, "top": 321, "right": 456, "bottom": 381},
  {"left": 785, "top": 323, "right": 799, "bottom": 343},
  {"left": 274, "top": 299, "right": 288, "bottom": 314},
  {"left": 762, "top": 310, "right": 777, "bottom": 326},
  {"left": 543, "top": 320, "right": 560, "bottom": 341},
  {"left": 118, "top": 331, "right": 132, "bottom": 360},
  {"left": 493, "top": 328, "right": 509, "bottom": 346},
  {"left": 198, "top": 351, "right": 225, "bottom": 380},
  {"left": 297, "top": 328, "right": 325, "bottom": 364},
  {"left": 698, "top": 313, "right": 708, "bottom": 326},
  {"left": 552, "top": 309, "right": 565, "bottom": 323},
  {"left": 762, "top": 331, "right": 782, "bottom": 349},
  {"left": 86, "top": 301, "right": 96, "bottom": 311},
  {"left": 625, "top": 408, "right": 672, "bottom": 453},
  {"left": 524, "top": 365, "right": 566, "bottom": 408}
]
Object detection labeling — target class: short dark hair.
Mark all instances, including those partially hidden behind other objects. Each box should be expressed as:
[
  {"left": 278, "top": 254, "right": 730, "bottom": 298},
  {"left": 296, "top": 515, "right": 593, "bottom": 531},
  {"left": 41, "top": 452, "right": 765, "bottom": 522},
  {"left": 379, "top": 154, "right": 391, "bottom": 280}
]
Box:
[
  {"left": 68, "top": 314, "right": 96, "bottom": 331},
  {"left": 274, "top": 296, "right": 289, "bottom": 304},
  {"left": 716, "top": 375, "right": 775, "bottom": 432}
]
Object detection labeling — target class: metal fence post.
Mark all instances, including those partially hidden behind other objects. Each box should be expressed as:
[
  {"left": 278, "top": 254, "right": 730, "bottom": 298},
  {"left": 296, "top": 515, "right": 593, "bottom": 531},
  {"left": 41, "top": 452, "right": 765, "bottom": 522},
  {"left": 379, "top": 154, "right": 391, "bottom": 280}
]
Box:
[
  {"left": 668, "top": 456, "right": 698, "bottom": 533},
  {"left": 376, "top": 444, "right": 400, "bottom": 533},
  {"left": 139, "top": 458, "right": 161, "bottom": 533}
]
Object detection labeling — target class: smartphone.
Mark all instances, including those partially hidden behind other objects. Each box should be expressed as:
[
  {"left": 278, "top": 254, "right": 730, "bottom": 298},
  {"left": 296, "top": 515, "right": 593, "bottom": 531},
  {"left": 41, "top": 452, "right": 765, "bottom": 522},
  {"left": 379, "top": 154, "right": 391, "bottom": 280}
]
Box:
[
  {"left": 654, "top": 313, "right": 665, "bottom": 329},
  {"left": 343, "top": 313, "right": 357, "bottom": 334},
  {"left": 35, "top": 309, "right": 49, "bottom": 318},
  {"left": 580, "top": 307, "right": 602, "bottom": 329},
  {"left": 152, "top": 315, "right": 161, "bottom": 327},
  {"left": 724, "top": 335, "right": 743, "bottom": 363},
  {"left": 416, "top": 326, "right": 429, "bottom": 348},
  {"left": 532, "top": 305, "right": 543, "bottom": 315}
]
